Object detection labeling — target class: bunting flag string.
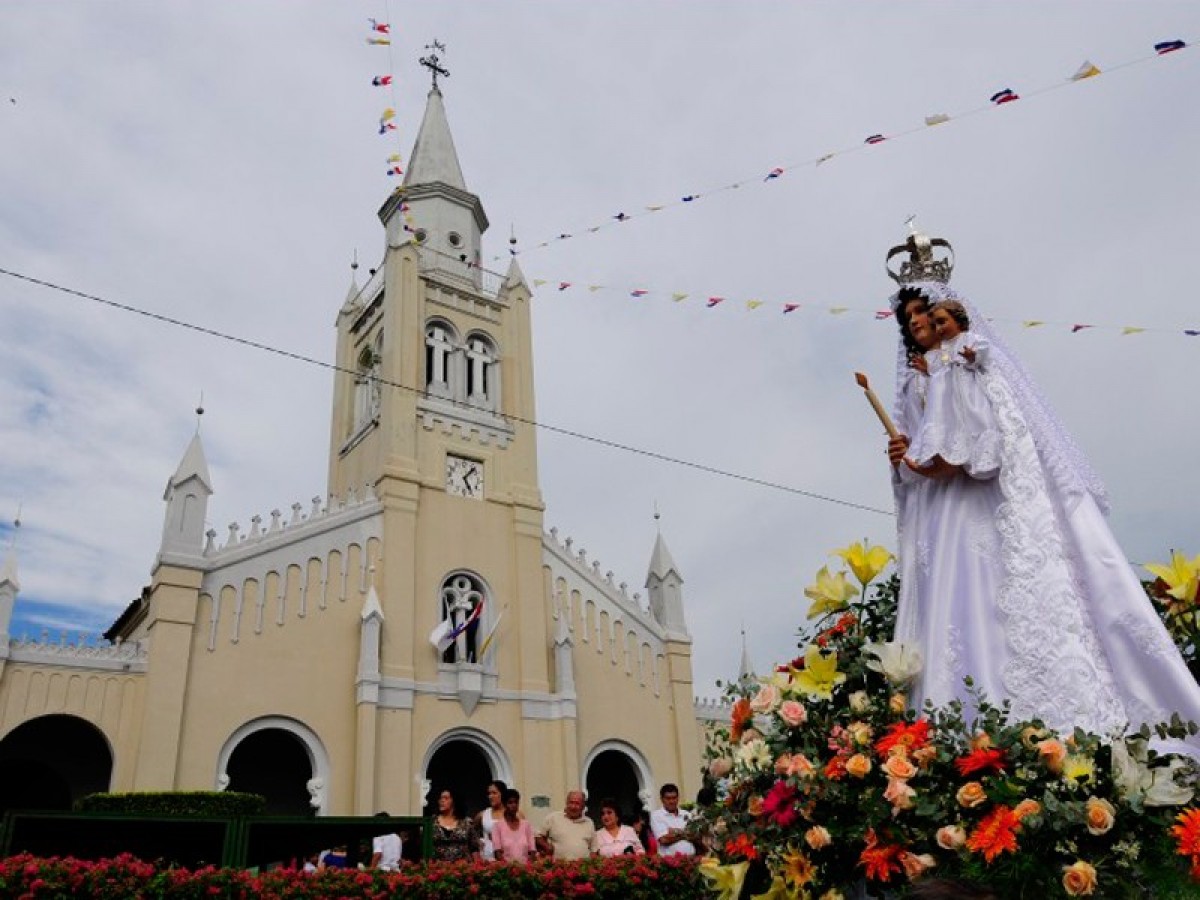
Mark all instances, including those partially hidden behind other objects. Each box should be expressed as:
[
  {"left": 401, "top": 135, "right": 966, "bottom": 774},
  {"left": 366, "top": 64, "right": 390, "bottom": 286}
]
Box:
[
  {"left": 515, "top": 270, "right": 1199, "bottom": 339},
  {"left": 497, "top": 37, "right": 1191, "bottom": 261}
]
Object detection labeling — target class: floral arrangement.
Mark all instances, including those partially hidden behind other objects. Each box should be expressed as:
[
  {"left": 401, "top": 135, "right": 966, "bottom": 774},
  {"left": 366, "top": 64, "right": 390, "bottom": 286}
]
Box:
[
  {"left": 1145, "top": 551, "right": 1200, "bottom": 680},
  {"left": 698, "top": 542, "right": 1200, "bottom": 899},
  {"left": 0, "top": 853, "right": 702, "bottom": 899}
]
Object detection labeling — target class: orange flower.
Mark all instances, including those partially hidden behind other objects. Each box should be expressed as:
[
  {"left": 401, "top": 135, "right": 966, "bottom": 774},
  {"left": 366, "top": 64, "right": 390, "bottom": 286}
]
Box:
[
  {"left": 782, "top": 848, "right": 817, "bottom": 887},
  {"left": 804, "top": 826, "right": 832, "bottom": 850},
  {"left": 900, "top": 852, "right": 935, "bottom": 880},
  {"left": 1084, "top": 797, "right": 1115, "bottom": 836},
  {"left": 824, "top": 755, "right": 848, "bottom": 781},
  {"left": 1170, "top": 807, "right": 1200, "bottom": 878},
  {"left": 1062, "top": 860, "right": 1098, "bottom": 896},
  {"left": 955, "top": 782, "right": 987, "bottom": 809},
  {"left": 845, "top": 753, "right": 873, "bottom": 778},
  {"left": 875, "top": 719, "right": 932, "bottom": 758},
  {"left": 724, "top": 832, "right": 759, "bottom": 861},
  {"left": 882, "top": 754, "right": 918, "bottom": 781},
  {"left": 1013, "top": 799, "right": 1042, "bottom": 822},
  {"left": 858, "top": 828, "right": 903, "bottom": 882},
  {"left": 730, "top": 698, "right": 753, "bottom": 743},
  {"left": 966, "top": 805, "right": 1021, "bottom": 864},
  {"left": 1037, "top": 738, "right": 1067, "bottom": 774}
]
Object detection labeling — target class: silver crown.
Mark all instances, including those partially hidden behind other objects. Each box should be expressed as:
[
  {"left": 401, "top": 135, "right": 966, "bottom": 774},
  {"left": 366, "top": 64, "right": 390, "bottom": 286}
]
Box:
[{"left": 886, "top": 229, "right": 955, "bottom": 285}]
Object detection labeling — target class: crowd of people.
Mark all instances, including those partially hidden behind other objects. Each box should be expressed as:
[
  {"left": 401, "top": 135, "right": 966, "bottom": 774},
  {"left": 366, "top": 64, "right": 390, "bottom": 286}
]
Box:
[
  {"left": 427, "top": 781, "right": 707, "bottom": 865},
  {"left": 297, "top": 782, "right": 709, "bottom": 872}
]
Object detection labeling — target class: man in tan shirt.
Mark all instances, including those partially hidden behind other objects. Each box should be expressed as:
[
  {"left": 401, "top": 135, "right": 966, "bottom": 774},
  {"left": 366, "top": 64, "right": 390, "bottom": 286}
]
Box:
[{"left": 535, "top": 790, "right": 595, "bottom": 859}]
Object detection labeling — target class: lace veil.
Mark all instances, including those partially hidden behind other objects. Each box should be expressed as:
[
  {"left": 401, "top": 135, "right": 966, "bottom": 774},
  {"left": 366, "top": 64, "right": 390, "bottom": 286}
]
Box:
[{"left": 890, "top": 279, "right": 1109, "bottom": 513}]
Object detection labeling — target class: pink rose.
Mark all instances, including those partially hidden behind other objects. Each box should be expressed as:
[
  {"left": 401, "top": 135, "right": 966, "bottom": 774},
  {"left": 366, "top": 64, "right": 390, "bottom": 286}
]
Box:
[
  {"left": 708, "top": 758, "right": 733, "bottom": 779},
  {"left": 883, "top": 777, "right": 916, "bottom": 811},
  {"left": 750, "top": 683, "right": 781, "bottom": 714},
  {"left": 778, "top": 700, "right": 807, "bottom": 727},
  {"left": 936, "top": 825, "right": 966, "bottom": 850}
]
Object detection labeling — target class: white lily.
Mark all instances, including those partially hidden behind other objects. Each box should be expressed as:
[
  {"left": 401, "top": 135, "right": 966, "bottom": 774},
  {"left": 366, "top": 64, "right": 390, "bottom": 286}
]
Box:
[{"left": 863, "top": 641, "right": 924, "bottom": 685}]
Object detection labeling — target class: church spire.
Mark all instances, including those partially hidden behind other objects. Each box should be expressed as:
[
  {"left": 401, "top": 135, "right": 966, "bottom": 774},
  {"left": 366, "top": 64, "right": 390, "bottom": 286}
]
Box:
[
  {"left": 159, "top": 431, "right": 213, "bottom": 560},
  {"left": 403, "top": 85, "right": 467, "bottom": 192},
  {"left": 645, "top": 528, "right": 687, "bottom": 637},
  {"left": 738, "top": 628, "right": 755, "bottom": 685}
]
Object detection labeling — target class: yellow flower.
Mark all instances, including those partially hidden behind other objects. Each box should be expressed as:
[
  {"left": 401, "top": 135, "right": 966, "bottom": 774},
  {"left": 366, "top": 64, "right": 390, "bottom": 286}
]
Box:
[
  {"left": 804, "top": 566, "right": 857, "bottom": 619},
  {"left": 1145, "top": 551, "right": 1200, "bottom": 603},
  {"left": 835, "top": 540, "right": 894, "bottom": 586},
  {"left": 792, "top": 645, "right": 847, "bottom": 701},
  {"left": 1063, "top": 754, "right": 1096, "bottom": 786},
  {"left": 699, "top": 859, "right": 749, "bottom": 900},
  {"left": 782, "top": 846, "right": 817, "bottom": 887}
]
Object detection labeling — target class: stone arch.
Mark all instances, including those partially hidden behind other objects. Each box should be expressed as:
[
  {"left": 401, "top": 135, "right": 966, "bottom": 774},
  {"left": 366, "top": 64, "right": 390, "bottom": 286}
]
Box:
[
  {"left": 463, "top": 329, "right": 499, "bottom": 410},
  {"left": 424, "top": 317, "right": 460, "bottom": 399},
  {"left": 421, "top": 727, "right": 514, "bottom": 817},
  {"left": 216, "top": 716, "right": 331, "bottom": 815},
  {"left": 0, "top": 714, "right": 113, "bottom": 814},
  {"left": 582, "top": 739, "right": 654, "bottom": 824}
]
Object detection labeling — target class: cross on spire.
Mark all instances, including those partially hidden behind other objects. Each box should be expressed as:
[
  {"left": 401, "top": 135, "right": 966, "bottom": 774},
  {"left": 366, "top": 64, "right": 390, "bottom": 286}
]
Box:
[{"left": 419, "top": 40, "right": 449, "bottom": 90}]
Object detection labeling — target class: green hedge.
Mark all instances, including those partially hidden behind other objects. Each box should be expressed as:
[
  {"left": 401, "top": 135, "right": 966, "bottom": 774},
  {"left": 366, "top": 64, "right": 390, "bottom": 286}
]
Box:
[{"left": 74, "top": 791, "right": 266, "bottom": 817}]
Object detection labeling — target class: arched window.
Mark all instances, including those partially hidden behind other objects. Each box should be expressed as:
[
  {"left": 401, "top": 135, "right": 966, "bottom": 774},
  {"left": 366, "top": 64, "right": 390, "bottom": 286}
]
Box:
[
  {"left": 437, "top": 571, "right": 488, "bottom": 664},
  {"left": 464, "top": 332, "right": 499, "bottom": 411},
  {"left": 352, "top": 332, "right": 382, "bottom": 431},
  {"left": 424, "top": 320, "right": 458, "bottom": 400}
]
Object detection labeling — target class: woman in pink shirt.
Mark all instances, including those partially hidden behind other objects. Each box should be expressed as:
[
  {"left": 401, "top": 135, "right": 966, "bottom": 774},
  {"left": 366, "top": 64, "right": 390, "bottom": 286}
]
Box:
[
  {"left": 592, "top": 798, "right": 644, "bottom": 857},
  {"left": 492, "top": 788, "right": 536, "bottom": 863}
]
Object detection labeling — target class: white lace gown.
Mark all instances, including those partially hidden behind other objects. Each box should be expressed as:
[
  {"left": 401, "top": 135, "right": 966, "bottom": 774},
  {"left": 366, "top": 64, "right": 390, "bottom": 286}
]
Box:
[{"left": 892, "top": 295, "right": 1200, "bottom": 742}]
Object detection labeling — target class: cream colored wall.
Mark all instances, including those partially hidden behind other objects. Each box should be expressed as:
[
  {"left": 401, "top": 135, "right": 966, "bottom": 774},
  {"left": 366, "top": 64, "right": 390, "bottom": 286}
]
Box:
[{"left": 0, "top": 664, "right": 145, "bottom": 791}]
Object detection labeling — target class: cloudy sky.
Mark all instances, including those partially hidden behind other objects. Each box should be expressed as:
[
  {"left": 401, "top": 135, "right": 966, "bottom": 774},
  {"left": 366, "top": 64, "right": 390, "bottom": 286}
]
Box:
[{"left": 2, "top": 3, "right": 1198, "bottom": 698}]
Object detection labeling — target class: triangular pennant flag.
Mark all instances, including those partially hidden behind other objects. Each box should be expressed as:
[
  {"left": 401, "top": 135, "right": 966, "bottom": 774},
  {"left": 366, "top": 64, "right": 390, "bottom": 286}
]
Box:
[
  {"left": 533, "top": 279, "right": 547, "bottom": 287},
  {"left": 646, "top": 205, "right": 665, "bottom": 211},
  {"left": 706, "top": 297, "right": 725, "bottom": 308},
  {"left": 864, "top": 134, "right": 886, "bottom": 145},
  {"left": 372, "top": 75, "right": 394, "bottom": 87},
  {"left": 1071, "top": 324, "right": 1093, "bottom": 333},
  {"left": 829, "top": 307, "right": 848, "bottom": 315},
  {"left": 671, "top": 293, "right": 688, "bottom": 302},
  {"left": 368, "top": 18, "right": 391, "bottom": 34},
  {"left": 815, "top": 153, "right": 834, "bottom": 165},
  {"left": 746, "top": 300, "right": 763, "bottom": 310},
  {"left": 990, "top": 88, "right": 1020, "bottom": 105},
  {"left": 588, "top": 285, "right": 603, "bottom": 292},
  {"left": 1155, "top": 39, "right": 1187, "bottom": 55},
  {"left": 1184, "top": 329, "right": 1200, "bottom": 337},
  {"left": 875, "top": 310, "right": 894, "bottom": 320},
  {"left": 1023, "top": 320, "right": 1045, "bottom": 328},
  {"left": 558, "top": 282, "right": 571, "bottom": 291},
  {"left": 1070, "top": 61, "right": 1101, "bottom": 81},
  {"left": 387, "top": 153, "right": 402, "bottom": 163},
  {"left": 630, "top": 289, "right": 648, "bottom": 298},
  {"left": 1122, "top": 326, "right": 1146, "bottom": 335},
  {"left": 367, "top": 37, "right": 392, "bottom": 46},
  {"left": 783, "top": 303, "right": 800, "bottom": 314},
  {"left": 924, "top": 114, "right": 950, "bottom": 126},
  {"left": 763, "top": 167, "right": 784, "bottom": 181}
]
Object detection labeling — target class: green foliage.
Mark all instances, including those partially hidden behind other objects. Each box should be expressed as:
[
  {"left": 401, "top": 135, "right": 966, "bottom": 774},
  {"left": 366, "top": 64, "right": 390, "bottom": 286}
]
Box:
[{"left": 74, "top": 791, "right": 266, "bottom": 818}]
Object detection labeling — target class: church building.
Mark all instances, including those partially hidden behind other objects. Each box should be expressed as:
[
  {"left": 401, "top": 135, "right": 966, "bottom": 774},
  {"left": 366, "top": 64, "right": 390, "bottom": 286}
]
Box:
[{"left": 0, "top": 82, "right": 708, "bottom": 820}]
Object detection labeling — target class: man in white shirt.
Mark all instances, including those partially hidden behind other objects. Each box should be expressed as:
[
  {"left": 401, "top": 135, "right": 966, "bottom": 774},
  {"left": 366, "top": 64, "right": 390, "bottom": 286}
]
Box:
[
  {"left": 650, "top": 783, "right": 695, "bottom": 857},
  {"left": 535, "top": 790, "right": 596, "bottom": 860},
  {"left": 370, "top": 811, "right": 403, "bottom": 871}
]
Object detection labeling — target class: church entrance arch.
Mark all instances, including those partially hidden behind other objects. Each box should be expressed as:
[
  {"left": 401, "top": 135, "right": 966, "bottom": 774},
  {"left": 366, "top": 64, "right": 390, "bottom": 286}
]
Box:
[
  {"left": 217, "top": 717, "right": 329, "bottom": 816},
  {"left": 582, "top": 741, "right": 653, "bottom": 824},
  {"left": 421, "top": 728, "right": 512, "bottom": 818},
  {"left": 0, "top": 715, "right": 112, "bottom": 814}
]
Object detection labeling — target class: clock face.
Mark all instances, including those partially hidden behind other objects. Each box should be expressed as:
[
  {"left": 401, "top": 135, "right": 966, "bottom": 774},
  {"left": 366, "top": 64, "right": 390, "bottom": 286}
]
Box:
[{"left": 446, "top": 455, "right": 484, "bottom": 499}]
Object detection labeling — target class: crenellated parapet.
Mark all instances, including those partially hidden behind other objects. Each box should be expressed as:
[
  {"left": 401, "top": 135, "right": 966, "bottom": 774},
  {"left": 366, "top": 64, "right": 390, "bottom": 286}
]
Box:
[
  {"left": 543, "top": 525, "right": 669, "bottom": 697},
  {"left": 7, "top": 631, "right": 148, "bottom": 672},
  {"left": 694, "top": 696, "right": 732, "bottom": 723},
  {"left": 201, "top": 484, "right": 382, "bottom": 566}
]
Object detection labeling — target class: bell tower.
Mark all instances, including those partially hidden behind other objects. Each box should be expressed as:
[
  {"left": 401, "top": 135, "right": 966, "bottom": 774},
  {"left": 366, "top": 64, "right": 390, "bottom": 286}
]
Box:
[{"left": 325, "top": 60, "right": 552, "bottom": 808}]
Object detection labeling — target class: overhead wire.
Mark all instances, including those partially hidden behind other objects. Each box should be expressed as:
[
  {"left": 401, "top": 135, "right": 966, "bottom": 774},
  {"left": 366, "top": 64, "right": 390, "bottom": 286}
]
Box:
[{"left": 0, "top": 266, "right": 895, "bottom": 517}]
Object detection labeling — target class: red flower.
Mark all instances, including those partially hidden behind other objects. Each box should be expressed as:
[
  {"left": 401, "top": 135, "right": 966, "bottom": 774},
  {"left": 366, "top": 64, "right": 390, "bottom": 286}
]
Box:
[
  {"left": 874, "top": 719, "right": 932, "bottom": 758},
  {"left": 966, "top": 805, "right": 1021, "bottom": 863},
  {"left": 858, "top": 829, "right": 904, "bottom": 882},
  {"left": 824, "top": 755, "right": 848, "bottom": 780},
  {"left": 762, "top": 780, "right": 800, "bottom": 827},
  {"left": 955, "top": 747, "right": 1008, "bottom": 777}
]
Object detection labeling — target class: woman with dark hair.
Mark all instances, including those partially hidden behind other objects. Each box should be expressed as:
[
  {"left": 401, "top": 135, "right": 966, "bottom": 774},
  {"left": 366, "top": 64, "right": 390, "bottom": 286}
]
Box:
[
  {"left": 492, "top": 788, "right": 536, "bottom": 863},
  {"left": 430, "top": 787, "right": 479, "bottom": 862},
  {"left": 475, "top": 779, "right": 508, "bottom": 861},
  {"left": 592, "top": 797, "right": 643, "bottom": 857}
]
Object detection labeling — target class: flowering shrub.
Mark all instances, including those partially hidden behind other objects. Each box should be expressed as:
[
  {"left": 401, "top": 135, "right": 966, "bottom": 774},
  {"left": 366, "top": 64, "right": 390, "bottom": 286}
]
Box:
[
  {"left": 0, "top": 853, "right": 702, "bottom": 899},
  {"left": 699, "top": 542, "right": 1200, "bottom": 899}
]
